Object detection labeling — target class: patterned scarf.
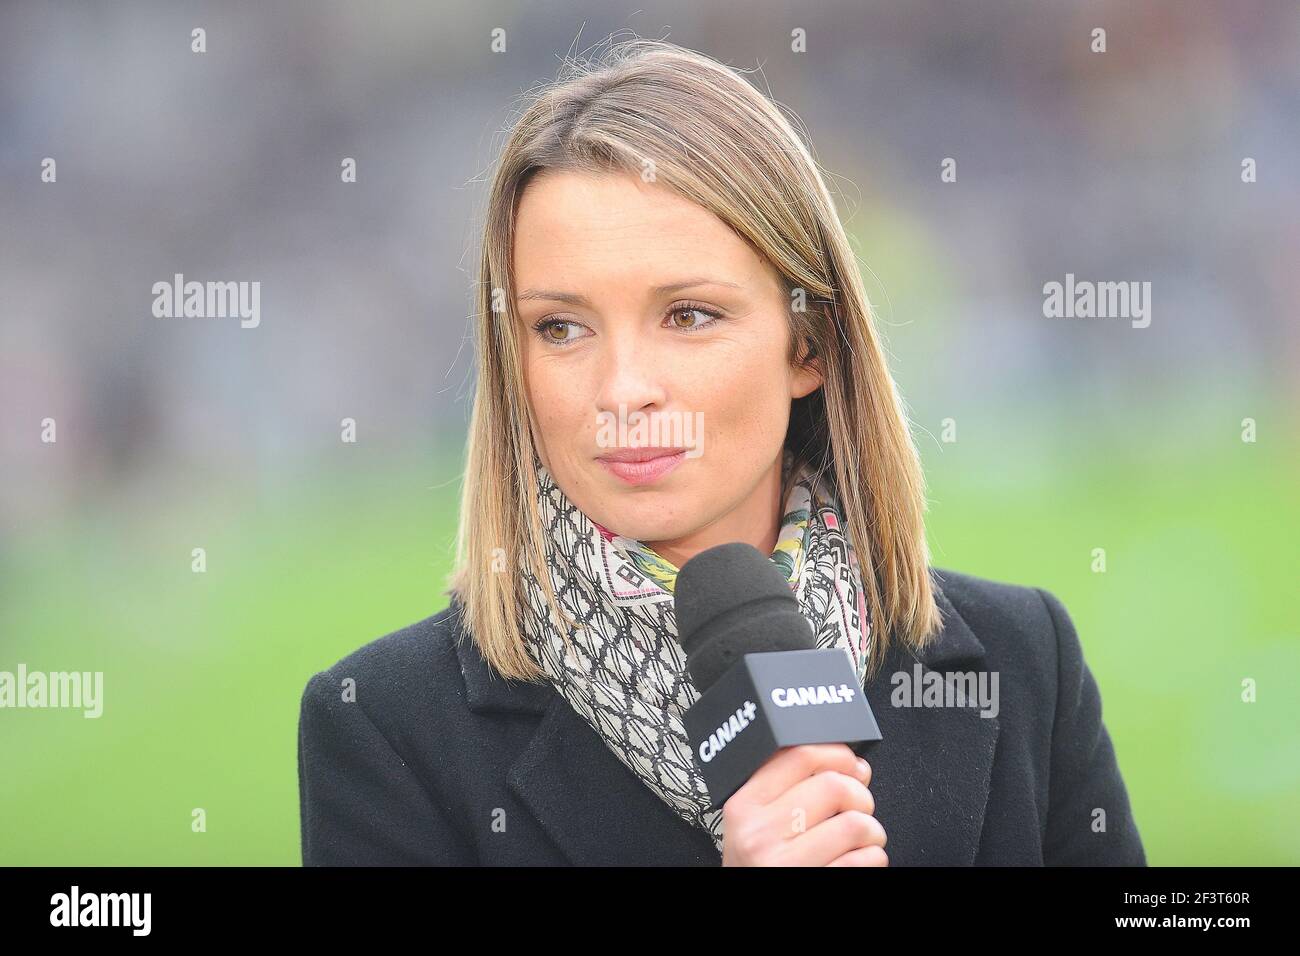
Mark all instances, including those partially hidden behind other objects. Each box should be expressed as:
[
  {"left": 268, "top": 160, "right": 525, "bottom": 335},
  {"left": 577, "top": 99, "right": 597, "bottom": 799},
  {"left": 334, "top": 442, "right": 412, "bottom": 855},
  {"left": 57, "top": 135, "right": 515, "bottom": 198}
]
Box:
[{"left": 519, "top": 448, "right": 873, "bottom": 852}]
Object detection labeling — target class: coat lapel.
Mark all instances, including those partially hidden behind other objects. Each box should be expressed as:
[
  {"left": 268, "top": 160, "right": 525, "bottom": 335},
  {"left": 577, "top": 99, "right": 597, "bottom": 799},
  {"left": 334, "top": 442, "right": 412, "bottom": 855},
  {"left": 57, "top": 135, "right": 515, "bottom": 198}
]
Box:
[
  {"left": 450, "top": 575, "right": 998, "bottom": 866},
  {"left": 505, "top": 693, "right": 721, "bottom": 865},
  {"left": 859, "top": 575, "right": 1000, "bottom": 865},
  {"left": 449, "top": 597, "right": 719, "bottom": 865}
]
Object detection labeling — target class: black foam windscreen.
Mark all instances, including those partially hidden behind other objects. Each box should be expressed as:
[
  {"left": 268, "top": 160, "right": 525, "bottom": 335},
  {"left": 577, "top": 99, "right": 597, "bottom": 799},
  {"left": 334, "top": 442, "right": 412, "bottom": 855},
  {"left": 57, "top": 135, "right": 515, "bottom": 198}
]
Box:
[{"left": 674, "top": 542, "right": 816, "bottom": 692}]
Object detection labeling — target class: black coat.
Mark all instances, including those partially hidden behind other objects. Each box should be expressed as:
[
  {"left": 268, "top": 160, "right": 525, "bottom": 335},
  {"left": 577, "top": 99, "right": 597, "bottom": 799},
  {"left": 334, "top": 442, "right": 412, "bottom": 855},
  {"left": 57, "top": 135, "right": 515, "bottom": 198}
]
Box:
[{"left": 297, "top": 567, "right": 1146, "bottom": 865}]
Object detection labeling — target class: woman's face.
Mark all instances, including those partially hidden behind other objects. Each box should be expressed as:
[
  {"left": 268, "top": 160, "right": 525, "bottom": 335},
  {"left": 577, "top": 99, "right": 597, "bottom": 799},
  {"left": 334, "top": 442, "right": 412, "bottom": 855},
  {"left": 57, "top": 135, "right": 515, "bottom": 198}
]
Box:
[{"left": 512, "top": 169, "right": 822, "bottom": 569}]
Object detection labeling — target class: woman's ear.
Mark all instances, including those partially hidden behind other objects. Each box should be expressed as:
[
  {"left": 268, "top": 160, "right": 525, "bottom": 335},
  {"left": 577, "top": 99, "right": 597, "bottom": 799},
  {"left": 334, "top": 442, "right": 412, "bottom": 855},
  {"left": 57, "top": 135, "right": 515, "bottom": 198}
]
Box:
[{"left": 791, "top": 335, "right": 824, "bottom": 399}]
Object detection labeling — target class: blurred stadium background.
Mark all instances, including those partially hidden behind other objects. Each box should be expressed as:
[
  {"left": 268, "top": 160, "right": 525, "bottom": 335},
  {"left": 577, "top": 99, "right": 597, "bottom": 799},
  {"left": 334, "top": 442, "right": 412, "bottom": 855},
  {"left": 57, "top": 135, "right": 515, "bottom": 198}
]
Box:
[{"left": 1, "top": 0, "right": 1297, "bottom": 864}]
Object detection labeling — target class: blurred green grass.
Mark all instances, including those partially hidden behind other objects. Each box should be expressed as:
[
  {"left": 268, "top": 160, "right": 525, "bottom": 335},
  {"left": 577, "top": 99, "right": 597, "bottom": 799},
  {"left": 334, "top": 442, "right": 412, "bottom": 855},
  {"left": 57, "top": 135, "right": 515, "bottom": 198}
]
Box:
[{"left": 1, "top": 418, "right": 1296, "bottom": 865}]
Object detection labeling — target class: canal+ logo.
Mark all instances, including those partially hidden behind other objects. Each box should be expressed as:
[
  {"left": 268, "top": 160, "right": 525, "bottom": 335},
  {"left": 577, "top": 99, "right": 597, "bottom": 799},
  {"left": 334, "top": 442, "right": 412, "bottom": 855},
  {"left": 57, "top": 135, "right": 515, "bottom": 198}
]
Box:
[{"left": 699, "top": 700, "right": 758, "bottom": 763}]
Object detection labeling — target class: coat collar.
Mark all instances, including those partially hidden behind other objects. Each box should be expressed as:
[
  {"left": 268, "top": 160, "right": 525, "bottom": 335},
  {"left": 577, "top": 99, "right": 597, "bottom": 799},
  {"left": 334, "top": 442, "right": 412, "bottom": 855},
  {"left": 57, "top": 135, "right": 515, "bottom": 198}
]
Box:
[
  {"left": 448, "top": 593, "right": 552, "bottom": 715},
  {"left": 448, "top": 572, "right": 998, "bottom": 865},
  {"left": 861, "top": 571, "right": 1000, "bottom": 864},
  {"left": 916, "top": 571, "right": 988, "bottom": 667}
]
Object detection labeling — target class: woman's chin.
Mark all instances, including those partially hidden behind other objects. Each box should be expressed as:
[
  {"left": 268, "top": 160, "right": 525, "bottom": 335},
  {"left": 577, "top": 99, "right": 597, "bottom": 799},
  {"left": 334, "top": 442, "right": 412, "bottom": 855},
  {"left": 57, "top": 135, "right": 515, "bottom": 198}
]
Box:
[{"left": 595, "top": 509, "right": 694, "bottom": 545}]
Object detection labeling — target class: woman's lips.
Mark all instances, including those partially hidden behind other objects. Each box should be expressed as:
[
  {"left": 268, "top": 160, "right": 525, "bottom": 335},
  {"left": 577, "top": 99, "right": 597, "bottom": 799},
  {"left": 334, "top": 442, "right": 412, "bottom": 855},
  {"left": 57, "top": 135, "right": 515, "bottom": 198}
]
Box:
[{"left": 596, "top": 449, "right": 687, "bottom": 485}]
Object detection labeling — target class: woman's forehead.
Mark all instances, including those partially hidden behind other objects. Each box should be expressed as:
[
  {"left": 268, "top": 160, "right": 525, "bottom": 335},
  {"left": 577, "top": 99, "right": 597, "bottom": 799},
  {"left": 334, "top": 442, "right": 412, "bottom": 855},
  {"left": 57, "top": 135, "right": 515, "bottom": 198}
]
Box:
[{"left": 512, "top": 172, "right": 776, "bottom": 298}]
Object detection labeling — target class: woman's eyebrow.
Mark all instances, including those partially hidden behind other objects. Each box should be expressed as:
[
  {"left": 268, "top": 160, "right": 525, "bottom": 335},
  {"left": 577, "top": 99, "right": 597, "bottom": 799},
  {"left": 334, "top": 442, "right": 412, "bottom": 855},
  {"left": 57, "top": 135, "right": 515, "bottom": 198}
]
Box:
[{"left": 516, "top": 277, "right": 745, "bottom": 307}]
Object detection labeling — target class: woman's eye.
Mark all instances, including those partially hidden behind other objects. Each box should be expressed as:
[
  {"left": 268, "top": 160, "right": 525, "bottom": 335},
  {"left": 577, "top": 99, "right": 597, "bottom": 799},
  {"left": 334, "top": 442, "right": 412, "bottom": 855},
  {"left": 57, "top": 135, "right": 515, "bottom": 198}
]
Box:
[
  {"left": 667, "top": 305, "right": 721, "bottom": 332},
  {"left": 533, "top": 319, "right": 583, "bottom": 345}
]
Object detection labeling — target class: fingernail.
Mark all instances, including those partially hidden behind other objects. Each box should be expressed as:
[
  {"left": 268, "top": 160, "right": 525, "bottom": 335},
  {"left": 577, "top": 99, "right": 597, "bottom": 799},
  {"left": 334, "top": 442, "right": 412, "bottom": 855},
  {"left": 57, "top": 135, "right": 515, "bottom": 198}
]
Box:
[{"left": 857, "top": 757, "right": 870, "bottom": 776}]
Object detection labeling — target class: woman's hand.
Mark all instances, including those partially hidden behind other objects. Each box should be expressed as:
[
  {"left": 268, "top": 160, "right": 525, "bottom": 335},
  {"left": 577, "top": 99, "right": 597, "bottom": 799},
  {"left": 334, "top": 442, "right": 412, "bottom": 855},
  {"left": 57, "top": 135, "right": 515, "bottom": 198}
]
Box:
[{"left": 720, "top": 743, "right": 888, "bottom": 867}]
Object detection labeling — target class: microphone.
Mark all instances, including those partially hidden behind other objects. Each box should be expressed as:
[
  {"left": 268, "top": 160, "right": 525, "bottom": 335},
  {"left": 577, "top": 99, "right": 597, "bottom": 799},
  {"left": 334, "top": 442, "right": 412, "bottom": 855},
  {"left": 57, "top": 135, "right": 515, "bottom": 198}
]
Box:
[{"left": 676, "top": 542, "right": 882, "bottom": 810}]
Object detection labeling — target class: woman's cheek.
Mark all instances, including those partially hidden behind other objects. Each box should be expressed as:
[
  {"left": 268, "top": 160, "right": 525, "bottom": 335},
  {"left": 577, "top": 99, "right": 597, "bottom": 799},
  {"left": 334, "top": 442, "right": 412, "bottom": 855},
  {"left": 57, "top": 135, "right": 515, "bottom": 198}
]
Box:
[
  {"left": 528, "top": 364, "right": 581, "bottom": 441},
  {"left": 717, "top": 369, "right": 781, "bottom": 444}
]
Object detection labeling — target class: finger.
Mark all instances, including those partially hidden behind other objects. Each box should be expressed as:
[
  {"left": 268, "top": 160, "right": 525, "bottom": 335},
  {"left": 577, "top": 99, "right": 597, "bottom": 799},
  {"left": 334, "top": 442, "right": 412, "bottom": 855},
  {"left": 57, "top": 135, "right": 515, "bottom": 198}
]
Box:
[
  {"left": 768, "top": 771, "right": 874, "bottom": 838},
  {"left": 789, "top": 809, "right": 887, "bottom": 867},
  {"left": 826, "top": 845, "right": 889, "bottom": 867},
  {"left": 732, "top": 744, "right": 868, "bottom": 807}
]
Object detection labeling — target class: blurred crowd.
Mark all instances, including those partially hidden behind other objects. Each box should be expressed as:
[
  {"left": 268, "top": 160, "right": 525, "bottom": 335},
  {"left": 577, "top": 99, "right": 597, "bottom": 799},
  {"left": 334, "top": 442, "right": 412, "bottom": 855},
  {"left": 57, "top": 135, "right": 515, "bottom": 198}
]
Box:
[{"left": 2, "top": 0, "right": 1296, "bottom": 536}]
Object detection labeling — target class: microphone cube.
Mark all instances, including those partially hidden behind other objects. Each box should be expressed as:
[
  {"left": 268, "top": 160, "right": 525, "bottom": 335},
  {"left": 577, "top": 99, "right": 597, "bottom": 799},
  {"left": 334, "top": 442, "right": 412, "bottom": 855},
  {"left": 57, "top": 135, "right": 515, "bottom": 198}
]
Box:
[{"left": 683, "top": 648, "right": 883, "bottom": 810}]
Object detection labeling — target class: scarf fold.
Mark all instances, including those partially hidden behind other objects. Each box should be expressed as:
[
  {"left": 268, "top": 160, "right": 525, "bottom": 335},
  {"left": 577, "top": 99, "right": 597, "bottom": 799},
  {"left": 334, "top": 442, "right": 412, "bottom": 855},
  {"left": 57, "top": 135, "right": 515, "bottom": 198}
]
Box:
[{"left": 519, "top": 448, "right": 873, "bottom": 852}]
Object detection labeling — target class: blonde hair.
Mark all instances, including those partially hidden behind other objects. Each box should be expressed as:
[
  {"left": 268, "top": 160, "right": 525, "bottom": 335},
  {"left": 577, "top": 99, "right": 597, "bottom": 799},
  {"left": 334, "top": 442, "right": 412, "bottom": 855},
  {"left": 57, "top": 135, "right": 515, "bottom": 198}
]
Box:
[{"left": 447, "top": 37, "right": 941, "bottom": 682}]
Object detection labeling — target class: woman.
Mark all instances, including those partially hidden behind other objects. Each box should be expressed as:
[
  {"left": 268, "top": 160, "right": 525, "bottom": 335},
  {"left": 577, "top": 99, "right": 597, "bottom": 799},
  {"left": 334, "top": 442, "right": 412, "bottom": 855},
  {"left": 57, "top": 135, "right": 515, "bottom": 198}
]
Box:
[{"left": 297, "top": 39, "right": 1145, "bottom": 867}]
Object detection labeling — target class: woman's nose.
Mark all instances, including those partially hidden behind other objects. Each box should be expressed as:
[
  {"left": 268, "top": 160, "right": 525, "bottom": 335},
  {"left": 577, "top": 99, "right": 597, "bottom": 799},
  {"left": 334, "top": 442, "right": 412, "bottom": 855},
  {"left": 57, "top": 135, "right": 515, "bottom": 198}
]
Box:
[{"left": 594, "top": 332, "right": 669, "bottom": 416}]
